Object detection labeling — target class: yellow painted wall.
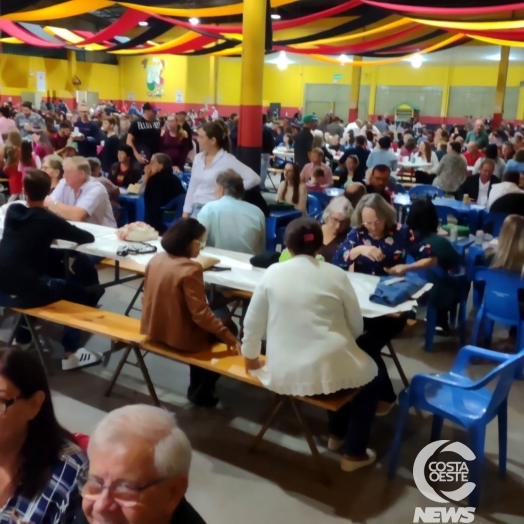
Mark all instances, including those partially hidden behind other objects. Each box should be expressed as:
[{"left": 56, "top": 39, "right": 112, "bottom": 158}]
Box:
[
  {"left": 0, "top": 55, "right": 120, "bottom": 99},
  {"left": 186, "top": 56, "right": 213, "bottom": 105}
]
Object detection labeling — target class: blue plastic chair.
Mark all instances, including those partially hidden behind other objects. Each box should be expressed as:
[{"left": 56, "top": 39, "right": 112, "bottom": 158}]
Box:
[
  {"left": 135, "top": 194, "right": 146, "bottom": 222},
  {"left": 266, "top": 216, "right": 277, "bottom": 251},
  {"left": 308, "top": 191, "right": 331, "bottom": 209},
  {"left": 275, "top": 226, "right": 286, "bottom": 249},
  {"left": 307, "top": 194, "right": 323, "bottom": 220},
  {"left": 388, "top": 345, "right": 524, "bottom": 508},
  {"left": 161, "top": 194, "right": 186, "bottom": 230},
  {"left": 471, "top": 268, "right": 524, "bottom": 352},
  {"left": 482, "top": 212, "right": 508, "bottom": 237},
  {"left": 393, "top": 183, "right": 408, "bottom": 194},
  {"left": 408, "top": 185, "right": 444, "bottom": 200}
]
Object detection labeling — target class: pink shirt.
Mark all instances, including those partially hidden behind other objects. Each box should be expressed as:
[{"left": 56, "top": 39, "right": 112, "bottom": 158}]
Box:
[
  {"left": 0, "top": 117, "right": 16, "bottom": 144},
  {"left": 299, "top": 162, "right": 333, "bottom": 187}
]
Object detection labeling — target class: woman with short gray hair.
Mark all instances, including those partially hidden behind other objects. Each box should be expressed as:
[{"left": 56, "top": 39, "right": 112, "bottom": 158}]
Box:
[
  {"left": 333, "top": 192, "right": 436, "bottom": 415},
  {"left": 319, "top": 196, "right": 352, "bottom": 263}
]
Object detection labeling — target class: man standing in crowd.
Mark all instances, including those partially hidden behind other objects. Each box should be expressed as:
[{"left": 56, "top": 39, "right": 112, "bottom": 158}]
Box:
[
  {"left": 375, "top": 115, "right": 389, "bottom": 134},
  {"left": 465, "top": 119, "right": 489, "bottom": 150},
  {"left": 294, "top": 115, "right": 318, "bottom": 170},
  {"left": 326, "top": 116, "right": 344, "bottom": 138},
  {"left": 15, "top": 101, "right": 45, "bottom": 138},
  {"left": 462, "top": 141, "right": 484, "bottom": 167},
  {"left": 261, "top": 115, "right": 275, "bottom": 191},
  {"left": 198, "top": 170, "right": 265, "bottom": 255},
  {"left": 74, "top": 104, "right": 101, "bottom": 157},
  {"left": 127, "top": 102, "right": 162, "bottom": 166},
  {"left": 81, "top": 405, "right": 207, "bottom": 524}
]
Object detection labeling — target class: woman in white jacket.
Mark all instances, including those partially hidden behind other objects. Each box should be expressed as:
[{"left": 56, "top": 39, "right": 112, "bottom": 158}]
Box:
[{"left": 241, "top": 217, "right": 380, "bottom": 472}]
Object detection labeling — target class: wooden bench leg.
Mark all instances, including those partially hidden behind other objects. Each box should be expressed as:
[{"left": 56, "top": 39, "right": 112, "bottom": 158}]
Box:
[
  {"left": 125, "top": 281, "right": 144, "bottom": 317},
  {"left": 105, "top": 345, "right": 132, "bottom": 398},
  {"left": 383, "top": 342, "right": 409, "bottom": 389},
  {"left": 132, "top": 346, "right": 161, "bottom": 407},
  {"left": 250, "top": 396, "right": 286, "bottom": 452},
  {"left": 289, "top": 398, "right": 331, "bottom": 485}
]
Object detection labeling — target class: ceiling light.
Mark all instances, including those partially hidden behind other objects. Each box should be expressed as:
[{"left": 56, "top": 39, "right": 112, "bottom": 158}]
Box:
[
  {"left": 410, "top": 54, "right": 423, "bottom": 68},
  {"left": 276, "top": 50, "right": 289, "bottom": 71},
  {"left": 271, "top": 13, "right": 281, "bottom": 20},
  {"left": 338, "top": 54, "right": 349, "bottom": 65},
  {"left": 189, "top": 17, "right": 200, "bottom": 26},
  {"left": 138, "top": 21, "right": 148, "bottom": 27}
]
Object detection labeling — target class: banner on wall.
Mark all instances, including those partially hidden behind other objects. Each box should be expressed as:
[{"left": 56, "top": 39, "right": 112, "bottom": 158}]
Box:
[
  {"left": 176, "top": 90, "right": 183, "bottom": 103},
  {"left": 142, "top": 57, "right": 165, "bottom": 98},
  {"left": 36, "top": 71, "right": 46, "bottom": 92},
  {"left": 128, "top": 93, "right": 135, "bottom": 100}
]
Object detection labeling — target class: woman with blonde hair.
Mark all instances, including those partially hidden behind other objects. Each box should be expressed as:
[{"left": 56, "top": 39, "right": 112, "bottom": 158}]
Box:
[{"left": 486, "top": 215, "right": 524, "bottom": 275}]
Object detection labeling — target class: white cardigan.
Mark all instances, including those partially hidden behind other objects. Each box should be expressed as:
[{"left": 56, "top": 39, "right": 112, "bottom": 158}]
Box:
[
  {"left": 183, "top": 149, "right": 261, "bottom": 213},
  {"left": 241, "top": 256, "right": 377, "bottom": 396}
]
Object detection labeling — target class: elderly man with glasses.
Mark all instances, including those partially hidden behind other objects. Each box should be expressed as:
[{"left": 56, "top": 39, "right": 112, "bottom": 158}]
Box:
[{"left": 80, "top": 404, "right": 206, "bottom": 524}]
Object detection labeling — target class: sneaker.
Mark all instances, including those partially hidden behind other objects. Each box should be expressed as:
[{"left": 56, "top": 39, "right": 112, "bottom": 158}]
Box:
[
  {"left": 62, "top": 348, "right": 102, "bottom": 371},
  {"left": 341, "top": 449, "right": 377, "bottom": 472},
  {"left": 327, "top": 436, "right": 345, "bottom": 452}
]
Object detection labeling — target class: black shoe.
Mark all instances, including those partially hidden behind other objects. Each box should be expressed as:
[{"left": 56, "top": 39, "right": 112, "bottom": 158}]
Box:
[{"left": 188, "top": 391, "right": 219, "bottom": 408}]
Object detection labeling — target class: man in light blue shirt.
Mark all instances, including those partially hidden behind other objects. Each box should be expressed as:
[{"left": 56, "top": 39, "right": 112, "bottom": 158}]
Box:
[
  {"left": 198, "top": 169, "right": 266, "bottom": 255},
  {"left": 366, "top": 136, "right": 398, "bottom": 181}
]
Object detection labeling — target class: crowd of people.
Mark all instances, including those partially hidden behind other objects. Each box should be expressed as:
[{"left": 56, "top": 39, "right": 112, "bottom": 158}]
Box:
[{"left": 0, "top": 98, "right": 524, "bottom": 522}]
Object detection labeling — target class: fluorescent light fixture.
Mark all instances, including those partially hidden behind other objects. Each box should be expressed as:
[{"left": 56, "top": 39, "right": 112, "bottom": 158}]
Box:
[
  {"left": 189, "top": 17, "right": 200, "bottom": 26},
  {"left": 410, "top": 54, "right": 423, "bottom": 68},
  {"left": 271, "top": 13, "right": 281, "bottom": 20},
  {"left": 138, "top": 21, "right": 148, "bottom": 27},
  {"left": 276, "top": 50, "right": 289, "bottom": 71},
  {"left": 338, "top": 54, "right": 349, "bottom": 64}
]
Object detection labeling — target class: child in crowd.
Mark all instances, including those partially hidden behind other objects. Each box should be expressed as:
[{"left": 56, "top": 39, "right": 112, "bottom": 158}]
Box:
[
  {"left": 306, "top": 167, "right": 327, "bottom": 192},
  {"left": 4, "top": 140, "right": 37, "bottom": 201}
]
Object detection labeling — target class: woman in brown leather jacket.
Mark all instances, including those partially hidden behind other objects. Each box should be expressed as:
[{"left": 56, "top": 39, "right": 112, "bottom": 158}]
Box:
[{"left": 141, "top": 218, "right": 239, "bottom": 407}]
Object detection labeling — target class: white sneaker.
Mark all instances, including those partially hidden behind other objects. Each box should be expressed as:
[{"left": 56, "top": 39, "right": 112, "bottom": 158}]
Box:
[
  {"left": 340, "top": 449, "right": 377, "bottom": 472},
  {"left": 62, "top": 348, "right": 102, "bottom": 371}
]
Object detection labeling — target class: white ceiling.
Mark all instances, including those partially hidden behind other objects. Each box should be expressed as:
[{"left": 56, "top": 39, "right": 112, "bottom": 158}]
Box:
[{"left": 264, "top": 46, "right": 524, "bottom": 67}]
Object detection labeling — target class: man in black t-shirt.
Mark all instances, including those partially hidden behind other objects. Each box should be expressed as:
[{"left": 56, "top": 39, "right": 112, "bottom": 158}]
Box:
[{"left": 127, "top": 102, "right": 162, "bottom": 166}]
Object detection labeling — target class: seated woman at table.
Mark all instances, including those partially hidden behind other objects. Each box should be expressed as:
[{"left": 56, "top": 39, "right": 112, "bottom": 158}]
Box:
[
  {"left": 107, "top": 144, "right": 141, "bottom": 188},
  {"left": 432, "top": 141, "right": 468, "bottom": 194},
  {"left": 406, "top": 199, "right": 464, "bottom": 333},
  {"left": 414, "top": 141, "right": 439, "bottom": 185},
  {"left": 275, "top": 162, "right": 308, "bottom": 215},
  {"left": 141, "top": 218, "right": 239, "bottom": 407},
  {"left": 41, "top": 154, "right": 63, "bottom": 193},
  {"left": 319, "top": 196, "right": 352, "bottom": 263},
  {"left": 483, "top": 215, "right": 524, "bottom": 272},
  {"left": 143, "top": 153, "right": 186, "bottom": 234},
  {"left": 275, "top": 133, "right": 294, "bottom": 169},
  {"left": 332, "top": 193, "right": 436, "bottom": 412},
  {"left": 242, "top": 218, "right": 380, "bottom": 471},
  {"left": 0, "top": 348, "right": 88, "bottom": 523}
]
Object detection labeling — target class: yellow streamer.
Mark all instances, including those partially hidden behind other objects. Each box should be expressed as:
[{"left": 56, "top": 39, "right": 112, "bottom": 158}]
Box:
[
  {"left": 0, "top": 37, "right": 23, "bottom": 44},
  {"left": 118, "top": 0, "right": 297, "bottom": 18},
  {"left": 409, "top": 17, "right": 524, "bottom": 31},
  {"left": 311, "top": 33, "right": 464, "bottom": 66},
  {"left": 466, "top": 34, "right": 524, "bottom": 48},
  {"left": 3, "top": 0, "right": 114, "bottom": 21},
  {"left": 293, "top": 18, "right": 412, "bottom": 47},
  {"left": 109, "top": 31, "right": 199, "bottom": 55}
]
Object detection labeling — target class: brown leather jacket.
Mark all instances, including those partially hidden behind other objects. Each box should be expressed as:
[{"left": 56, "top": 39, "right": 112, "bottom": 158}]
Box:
[{"left": 141, "top": 253, "right": 237, "bottom": 352}]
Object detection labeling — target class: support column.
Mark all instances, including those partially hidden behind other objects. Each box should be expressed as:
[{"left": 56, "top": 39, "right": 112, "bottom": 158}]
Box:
[
  {"left": 237, "top": 0, "right": 266, "bottom": 173},
  {"left": 209, "top": 56, "right": 217, "bottom": 106},
  {"left": 440, "top": 65, "right": 451, "bottom": 125},
  {"left": 368, "top": 66, "right": 378, "bottom": 119},
  {"left": 348, "top": 57, "right": 362, "bottom": 122},
  {"left": 493, "top": 46, "right": 510, "bottom": 130},
  {"left": 66, "top": 50, "right": 77, "bottom": 108}
]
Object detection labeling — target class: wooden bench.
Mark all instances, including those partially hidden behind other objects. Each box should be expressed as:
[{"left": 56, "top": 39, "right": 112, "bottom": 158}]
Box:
[{"left": 109, "top": 339, "right": 359, "bottom": 482}]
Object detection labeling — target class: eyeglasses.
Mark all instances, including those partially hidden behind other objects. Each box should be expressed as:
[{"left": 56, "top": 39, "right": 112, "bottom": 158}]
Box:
[
  {"left": 363, "top": 219, "right": 384, "bottom": 228},
  {"left": 329, "top": 216, "right": 347, "bottom": 225},
  {"left": 82, "top": 477, "right": 167, "bottom": 508},
  {"left": 0, "top": 396, "right": 22, "bottom": 415},
  {"left": 194, "top": 240, "right": 206, "bottom": 250}
]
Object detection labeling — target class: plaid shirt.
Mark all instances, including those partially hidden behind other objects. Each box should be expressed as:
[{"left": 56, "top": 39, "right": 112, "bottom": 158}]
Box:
[{"left": 0, "top": 441, "right": 87, "bottom": 524}]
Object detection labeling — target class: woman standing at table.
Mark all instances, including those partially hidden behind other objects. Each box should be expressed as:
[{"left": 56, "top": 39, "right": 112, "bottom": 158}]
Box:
[
  {"left": 141, "top": 218, "right": 239, "bottom": 407},
  {"left": 432, "top": 141, "right": 468, "bottom": 194},
  {"left": 332, "top": 194, "right": 436, "bottom": 413},
  {"left": 406, "top": 199, "right": 464, "bottom": 333},
  {"left": 275, "top": 162, "right": 307, "bottom": 215},
  {"left": 182, "top": 122, "right": 261, "bottom": 218},
  {"left": 242, "top": 218, "right": 380, "bottom": 472},
  {"left": 160, "top": 114, "right": 193, "bottom": 174}
]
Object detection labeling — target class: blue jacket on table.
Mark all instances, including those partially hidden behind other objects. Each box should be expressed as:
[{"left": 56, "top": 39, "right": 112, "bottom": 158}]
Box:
[{"left": 332, "top": 223, "right": 432, "bottom": 276}]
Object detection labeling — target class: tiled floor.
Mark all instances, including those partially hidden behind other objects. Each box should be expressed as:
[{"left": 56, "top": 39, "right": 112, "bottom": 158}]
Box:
[{"left": 2, "top": 257, "right": 523, "bottom": 523}]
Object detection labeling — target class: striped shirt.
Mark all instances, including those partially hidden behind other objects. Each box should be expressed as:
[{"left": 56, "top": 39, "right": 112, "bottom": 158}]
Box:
[{"left": 0, "top": 441, "right": 87, "bottom": 524}]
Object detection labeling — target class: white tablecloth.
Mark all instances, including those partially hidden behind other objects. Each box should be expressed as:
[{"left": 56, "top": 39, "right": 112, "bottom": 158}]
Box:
[{"left": 398, "top": 161, "right": 432, "bottom": 170}]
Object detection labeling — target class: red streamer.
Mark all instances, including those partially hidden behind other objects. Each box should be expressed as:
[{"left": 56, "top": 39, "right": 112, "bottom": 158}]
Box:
[
  {"left": 360, "top": 0, "right": 524, "bottom": 16},
  {"left": 0, "top": 20, "right": 64, "bottom": 47}
]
